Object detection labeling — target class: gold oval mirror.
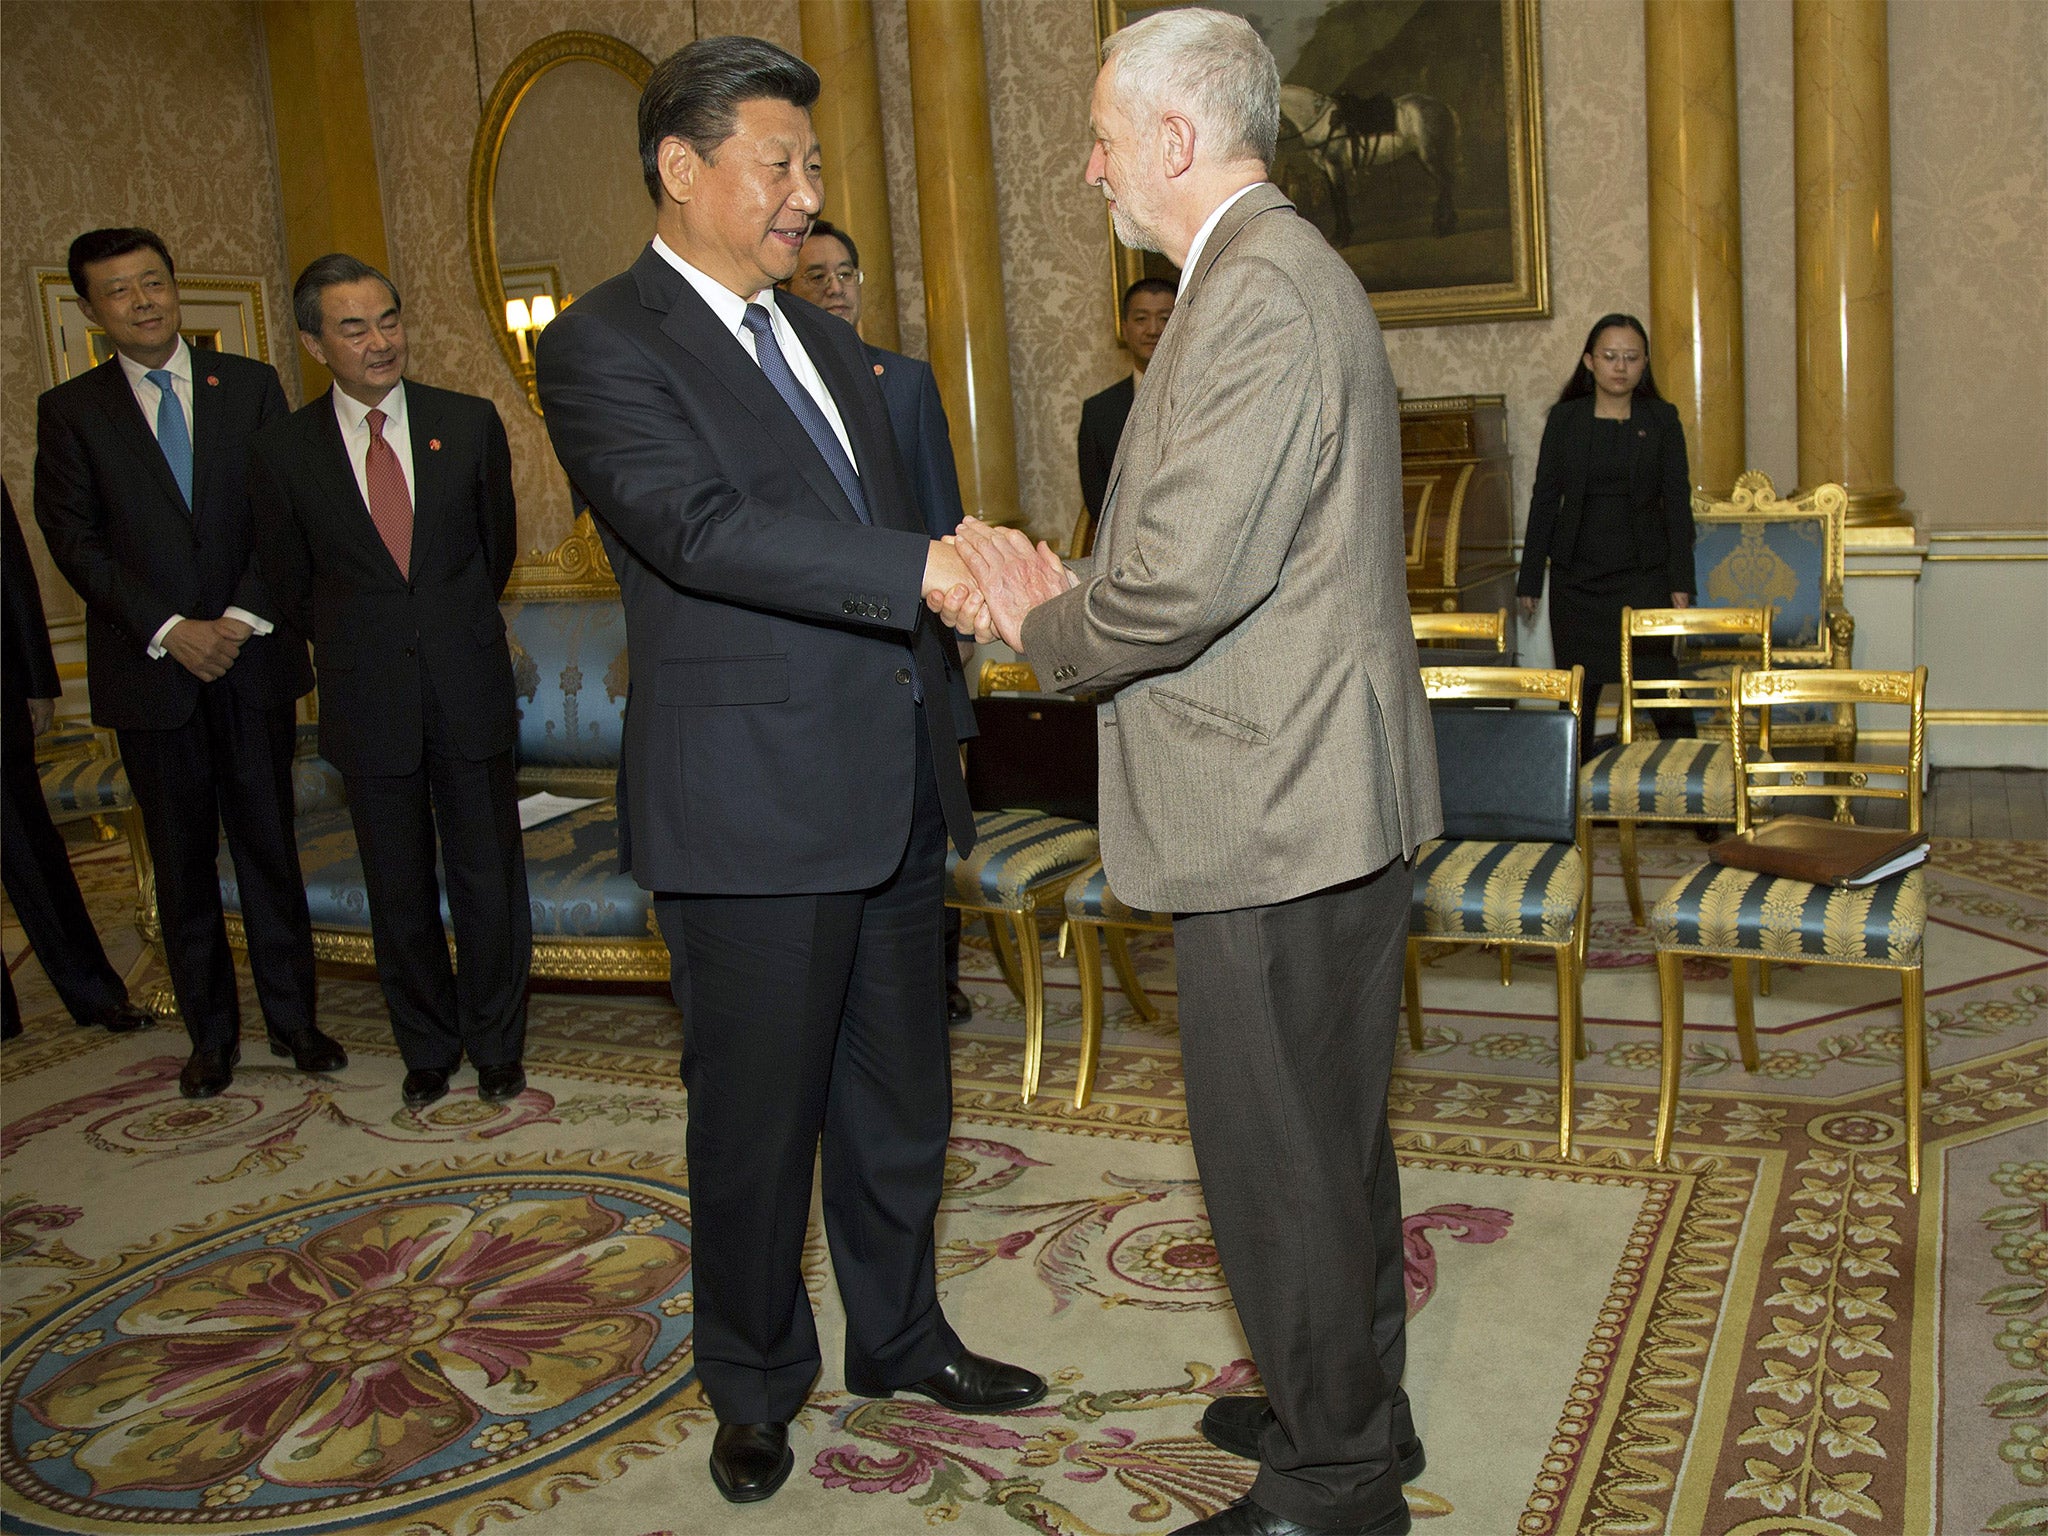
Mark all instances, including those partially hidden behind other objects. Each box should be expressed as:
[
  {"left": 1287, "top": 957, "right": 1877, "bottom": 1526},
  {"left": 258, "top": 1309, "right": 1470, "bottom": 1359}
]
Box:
[{"left": 468, "top": 31, "right": 653, "bottom": 413}]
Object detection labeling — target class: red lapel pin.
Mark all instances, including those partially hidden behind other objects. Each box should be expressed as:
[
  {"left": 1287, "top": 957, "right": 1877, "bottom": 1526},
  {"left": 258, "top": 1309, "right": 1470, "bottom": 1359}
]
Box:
[
  {"left": 428, "top": 438, "right": 442, "bottom": 451},
  {"left": 205, "top": 375, "right": 220, "bottom": 386},
  {"left": 872, "top": 363, "right": 885, "bottom": 377}
]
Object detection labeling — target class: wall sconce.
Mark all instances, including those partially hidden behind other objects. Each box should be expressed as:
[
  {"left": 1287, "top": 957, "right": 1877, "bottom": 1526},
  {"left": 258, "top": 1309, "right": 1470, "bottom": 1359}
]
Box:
[
  {"left": 505, "top": 298, "right": 534, "bottom": 365},
  {"left": 503, "top": 293, "right": 565, "bottom": 410}
]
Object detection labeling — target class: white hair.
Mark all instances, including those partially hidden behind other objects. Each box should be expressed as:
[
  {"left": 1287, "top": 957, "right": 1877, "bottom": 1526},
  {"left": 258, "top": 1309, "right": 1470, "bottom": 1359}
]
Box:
[{"left": 1102, "top": 7, "right": 1280, "bottom": 167}]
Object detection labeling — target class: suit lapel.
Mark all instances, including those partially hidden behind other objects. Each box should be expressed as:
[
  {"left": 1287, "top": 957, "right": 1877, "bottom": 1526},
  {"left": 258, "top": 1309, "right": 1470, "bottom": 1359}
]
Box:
[
  {"left": 639, "top": 252, "right": 864, "bottom": 526},
  {"left": 87, "top": 359, "right": 187, "bottom": 513},
  {"left": 187, "top": 352, "right": 223, "bottom": 519},
  {"left": 310, "top": 394, "right": 405, "bottom": 582},
  {"left": 789, "top": 303, "right": 918, "bottom": 533},
  {"left": 1566, "top": 396, "right": 1592, "bottom": 503},
  {"left": 403, "top": 383, "right": 446, "bottom": 575}
]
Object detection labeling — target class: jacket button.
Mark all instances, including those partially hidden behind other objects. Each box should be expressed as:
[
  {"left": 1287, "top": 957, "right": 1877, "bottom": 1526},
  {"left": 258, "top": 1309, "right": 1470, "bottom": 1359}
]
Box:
[
  {"left": 895, "top": 668, "right": 912, "bottom": 685},
  {"left": 403, "top": 645, "right": 416, "bottom": 657},
  {"left": 843, "top": 600, "right": 857, "bottom": 614}
]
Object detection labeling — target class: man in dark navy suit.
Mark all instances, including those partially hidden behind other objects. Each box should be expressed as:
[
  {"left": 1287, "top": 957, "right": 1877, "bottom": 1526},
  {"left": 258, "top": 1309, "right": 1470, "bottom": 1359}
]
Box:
[
  {"left": 35, "top": 229, "right": 344, "bottom": 1098},
  {"left": 785, "top": 218, "right": 977, "bottom": 1023},
  {"left": 1, "top": 482, "right": 153, "bottom": 1042},
  {"left": 1075, "top": 276, "right": 1175, "bottom": 530},
  {"left": 250, "top": 255, "right": 530, "bottom": 1111},
  {"left": 536, "top": 35, "right": 1041, "bottom": 1508}
]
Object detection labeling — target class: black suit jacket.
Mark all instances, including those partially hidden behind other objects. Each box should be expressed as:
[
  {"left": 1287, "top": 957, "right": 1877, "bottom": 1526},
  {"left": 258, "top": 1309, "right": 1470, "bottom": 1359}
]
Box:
[
  {"left": 33, "top": 349, "right": 311, "bottom": 730},
  {"left": 3, "top": 483, "right": 60, "bottom": 711},
  {"left": 248, "top": 383, "right": 518, "bottom": 777},
  {"left": 1517, "top": 393, "right": 1696, "bottom": 599},
  {"left": 536, "top": 248, "right": 968, "bottom": 894},
  {"left": 865, "top": 342, "right": 976, "bottom": 742},
  {"left": 1077, "top": 373, "right": 1136, "bottom": 522}
]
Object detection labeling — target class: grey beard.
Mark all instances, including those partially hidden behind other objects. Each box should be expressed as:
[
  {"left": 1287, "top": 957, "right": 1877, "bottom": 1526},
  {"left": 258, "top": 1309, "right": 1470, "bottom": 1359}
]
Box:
[{"left": 1110, "top": 205, "right": 1162, "bottom": 254}]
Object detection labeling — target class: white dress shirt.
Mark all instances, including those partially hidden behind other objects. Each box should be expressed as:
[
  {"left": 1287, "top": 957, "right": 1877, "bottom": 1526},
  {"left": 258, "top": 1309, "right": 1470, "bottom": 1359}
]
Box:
[
  {"left": 650, "top": 236, "right": 860, "bottom": 470},
  {"left": 332, "top": 378, "right": 416, "bottom": 511},
  {"left": 117, "top": 339, "right": 274, "bottom": 657},
  {"left": 1179, "top": 182, "right": 1267, "bottom": 297}
]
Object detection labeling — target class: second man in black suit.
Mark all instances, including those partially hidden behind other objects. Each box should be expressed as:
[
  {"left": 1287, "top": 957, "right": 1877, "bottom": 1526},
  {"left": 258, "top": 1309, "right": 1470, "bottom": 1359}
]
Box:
[
  {"left": 1075, "top": 276, "right": 1175, "bottom": 530},
  {"left": 250, "top": 256, "right": 530, "bottom": 1110},
  {"left": 35, "top": 228, "right": 342, "bottom": 1098}
]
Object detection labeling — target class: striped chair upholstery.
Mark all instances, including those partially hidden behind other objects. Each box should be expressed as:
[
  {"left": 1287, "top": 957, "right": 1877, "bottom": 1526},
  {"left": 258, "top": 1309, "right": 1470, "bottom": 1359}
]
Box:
[
  {"left": 37, "top": 753, "right": 130, "bottom": 818},
  {"left": 1059, "top": 860, "right": 1172, "bottom": 1111},
  {"left": 1579, "top": 738, "right": 1735, "bottom": 821},
  {"left": 1649, "top": 863, "right": 1924, "bottom": 966},
  {"left": 1412, "top": 839, "right": 1587, "bottom": 942},
  {"left": 947, "top": 809, "right": 1100, "bottom": 1105}
]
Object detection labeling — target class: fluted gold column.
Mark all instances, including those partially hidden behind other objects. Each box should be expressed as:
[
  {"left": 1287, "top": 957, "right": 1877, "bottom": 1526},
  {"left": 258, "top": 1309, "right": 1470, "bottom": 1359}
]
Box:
[
  {"left": 799, "top": 0, "right": 899, "bottom": 351},
  {"left": 905, "top": 0, "right": 1021, "bottom": 525},
  {"left": 1644, "top": 0, "right": 1744, "bottom": 496},
  {"left": 1793, "top": 0, "right": 1908, "bottom": 527},
  {"left": 261, "top": 0, "right": 390, "bottom": 403}
]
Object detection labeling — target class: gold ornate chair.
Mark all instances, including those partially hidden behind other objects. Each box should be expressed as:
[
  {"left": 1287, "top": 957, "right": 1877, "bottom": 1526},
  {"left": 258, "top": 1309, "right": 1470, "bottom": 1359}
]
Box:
[
  {"left": 1690, "top": 471, "right": 1856, "bottom": 756},
  {"left": 1649, "top": 667, "right": 1930, "bottom": 1192},
  {"left": 1581, "top": 606, "right": 1774, "bottom": 925},
  {"left": 1408, "top": 664, "right": 1590, "bottom": 1157},
  {"left": 1059, "top": 860, "right": 1171, "bottom": 1110},
  {"left": 1410, "top": 608, "right": 1507, "bottom": 653}
]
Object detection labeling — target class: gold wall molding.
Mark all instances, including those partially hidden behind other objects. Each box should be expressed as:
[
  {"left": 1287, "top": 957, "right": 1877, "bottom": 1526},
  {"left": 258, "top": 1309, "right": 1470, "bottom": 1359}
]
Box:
[
  {"left": 1644, "top": 0, "right": 1744, "bottom": 496},
  {"left": 261, "top": 0, "right": 392, "bottom": 403},
  {"left": 905, "top": 0, "right": 1022, "bottom": 526},
  {"left": 1922, "top": 552, "right": 2048, "bottom": 563},
  {"left": 799, "top": 0, "right": 899, "bottom": 351}
]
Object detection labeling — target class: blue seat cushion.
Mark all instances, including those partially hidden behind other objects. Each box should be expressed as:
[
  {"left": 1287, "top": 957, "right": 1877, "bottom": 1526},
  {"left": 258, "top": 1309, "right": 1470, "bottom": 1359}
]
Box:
[
  {"left": 1411, "top": 838, "right": 1585, "bottom": 942},
  {"left": 1649, "top": 861, "right": 1924, "bottom": 965},
  {"left": 223, "top": 800, "right": 652, "bottom": 940},
  {"left": 946, "top": 809, "right": 1098, "bottom": 909},
  {"left": 1063, "top": 860, "right": 1168, "bottom": 928},
  {"left": 1581, "top": 738, "right": 1735, "bottom": 819}
]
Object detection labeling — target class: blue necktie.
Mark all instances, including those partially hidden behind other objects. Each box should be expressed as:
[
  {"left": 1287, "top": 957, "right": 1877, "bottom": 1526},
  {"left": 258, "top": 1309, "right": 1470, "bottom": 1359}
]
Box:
[
  {"left": 740, "top": 304, "right": 869, "bottom": 525},
  {"left": 145, "top": 368, "right": 193, "bottom": 509}
]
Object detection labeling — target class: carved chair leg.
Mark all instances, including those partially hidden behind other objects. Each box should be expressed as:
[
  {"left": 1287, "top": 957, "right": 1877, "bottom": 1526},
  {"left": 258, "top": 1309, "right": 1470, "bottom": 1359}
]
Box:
[
  {"left": 1730, "top": 956, "right": 1761, "bottom": 1071},
  {"left": 1070, "top": 922, "right": 1106, "bottom": 1110},
  {"left": 1654, "top": 951, "right": 1686, "bottom": 1168},
  {"left": 1404, "top": 938, "right": 1424, "bottom": 1051},
  {"left": 1759, "top": 959, "right": 1773, "bottom": 997},
  {"left": 1618, "top": 821, "right": 1646, "bottom": 927},
  {"left": 1902, "top": 966, "right": 1925, "bottom": 1195},
  {"left": 983, "top": 911, "right": 1025, "bottom": 1005},
  {"left": 1010, "top": 909, "right": 1047, "bottom": 1106},
  {"left": 1554, "top": 940, "right": 1579, "bottom": 1160},
  {"left": 1106, "top": 927, "right": 1158, "bottom": 1022}
]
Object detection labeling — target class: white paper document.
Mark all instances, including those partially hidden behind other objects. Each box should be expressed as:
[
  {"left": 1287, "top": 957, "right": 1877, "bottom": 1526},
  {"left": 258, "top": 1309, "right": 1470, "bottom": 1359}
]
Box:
[
  {"left": 516, "top": 792, "right": 602, "bottom": 831},
  {"left": 1844, "top": 842, "right": 1931, "bottom": 887}
]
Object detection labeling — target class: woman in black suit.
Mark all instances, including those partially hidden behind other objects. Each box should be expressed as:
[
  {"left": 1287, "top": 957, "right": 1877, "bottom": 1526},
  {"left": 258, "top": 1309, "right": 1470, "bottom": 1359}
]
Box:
[{"left": 1516, "top": 312, "right": 1697, "bottom": 743}]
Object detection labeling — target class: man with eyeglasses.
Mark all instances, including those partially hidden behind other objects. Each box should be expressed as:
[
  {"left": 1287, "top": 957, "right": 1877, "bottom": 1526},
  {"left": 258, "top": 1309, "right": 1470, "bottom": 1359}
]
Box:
[{"left": 786, "top": 219, "right": 979, "bottom": 1025}]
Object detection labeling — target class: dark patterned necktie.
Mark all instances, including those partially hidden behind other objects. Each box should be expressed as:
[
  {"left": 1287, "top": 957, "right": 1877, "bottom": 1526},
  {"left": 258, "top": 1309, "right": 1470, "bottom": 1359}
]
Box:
[{"left": 740, "top": 303, "right": 870, "bottom": 525}]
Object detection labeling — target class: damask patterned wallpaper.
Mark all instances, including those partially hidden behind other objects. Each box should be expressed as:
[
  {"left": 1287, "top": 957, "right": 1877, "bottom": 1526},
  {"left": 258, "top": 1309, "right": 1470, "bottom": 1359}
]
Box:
[{"left": 0, "top": 0, "right": 296, "bottom": 627}]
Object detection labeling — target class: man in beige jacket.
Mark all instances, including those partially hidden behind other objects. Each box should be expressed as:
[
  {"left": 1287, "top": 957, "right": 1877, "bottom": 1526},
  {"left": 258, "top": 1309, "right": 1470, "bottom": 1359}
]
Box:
[{"left": 937, "top": 11, "right": 1439, "bottom": 1534}]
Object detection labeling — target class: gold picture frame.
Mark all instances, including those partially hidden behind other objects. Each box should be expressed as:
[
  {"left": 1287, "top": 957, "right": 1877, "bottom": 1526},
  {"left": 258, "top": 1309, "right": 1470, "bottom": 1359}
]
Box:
[{"left": 1096, "top": 0, "right": 1549, "bottom": 331}]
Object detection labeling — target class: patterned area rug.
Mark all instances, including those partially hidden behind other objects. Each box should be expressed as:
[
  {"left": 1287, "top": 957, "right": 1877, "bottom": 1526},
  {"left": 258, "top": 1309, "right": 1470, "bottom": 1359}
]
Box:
[{"left": 2, "top": 830, "right": 2043, "bottom": 1535}]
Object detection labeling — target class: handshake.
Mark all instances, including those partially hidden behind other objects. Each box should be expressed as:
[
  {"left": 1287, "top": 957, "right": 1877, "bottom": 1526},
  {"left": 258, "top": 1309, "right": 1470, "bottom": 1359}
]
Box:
[{"left": 921, "top": 516, "right": 1078, "bottom": 652}]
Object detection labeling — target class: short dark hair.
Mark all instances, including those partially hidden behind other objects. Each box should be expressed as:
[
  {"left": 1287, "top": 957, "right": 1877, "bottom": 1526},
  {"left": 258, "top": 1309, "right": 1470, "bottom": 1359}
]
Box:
[
  {"left": 68, "top": 228, "right": 175, "bottom": 301},
  {"left": 804, "top": 219, "right": 859, "bottom": 272},
  {"left": 1122, "top": 276, "right": 1176, "bottom": 317},
  {"left": 638, "top": 36, "right": 821, "bottom": 201},
  {"left": 293, "top": 254, "right": 401, "bottom": 336}
]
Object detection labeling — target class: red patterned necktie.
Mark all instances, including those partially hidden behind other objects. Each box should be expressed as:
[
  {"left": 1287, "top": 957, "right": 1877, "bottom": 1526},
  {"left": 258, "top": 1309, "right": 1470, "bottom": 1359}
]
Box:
[{"left": 364, "top": 407, "right": 413, "bottom": 578}]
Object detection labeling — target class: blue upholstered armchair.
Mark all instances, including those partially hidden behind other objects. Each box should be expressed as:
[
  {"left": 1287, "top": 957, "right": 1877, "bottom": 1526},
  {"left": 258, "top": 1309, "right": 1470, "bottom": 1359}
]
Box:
[{"left": 1690, "top": 472, "right": 1857, "bottom": 756}]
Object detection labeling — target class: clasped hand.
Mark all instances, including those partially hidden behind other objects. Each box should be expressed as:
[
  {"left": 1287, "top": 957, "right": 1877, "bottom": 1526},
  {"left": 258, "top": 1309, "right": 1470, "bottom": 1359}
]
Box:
[
  {"left": 921, "top": 518, "right": 1075, "bottom": 653},
  {"left": 164, "top": 615, "right": 254, "bottom": 682}
]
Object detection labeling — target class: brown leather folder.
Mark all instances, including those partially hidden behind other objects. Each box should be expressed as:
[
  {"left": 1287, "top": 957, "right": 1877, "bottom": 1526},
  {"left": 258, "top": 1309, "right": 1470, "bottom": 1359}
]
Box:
[{"left": 1709, "top": 815, "right": 1929, "bottom": 888}]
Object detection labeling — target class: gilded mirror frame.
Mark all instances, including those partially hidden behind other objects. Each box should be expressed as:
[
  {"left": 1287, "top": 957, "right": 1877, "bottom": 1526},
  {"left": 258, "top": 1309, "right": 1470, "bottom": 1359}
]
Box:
[{"left": 467, "top": 30, "right": 653, "bottom": 413}]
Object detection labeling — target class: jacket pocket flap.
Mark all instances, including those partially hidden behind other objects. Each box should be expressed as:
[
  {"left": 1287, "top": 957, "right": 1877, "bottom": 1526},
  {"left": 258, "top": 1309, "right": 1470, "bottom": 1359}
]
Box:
[
  {"left": 1147, "top": 686, "right": 1268, "bottom": 743},
  {"left": 656, "top": 655, "right": 789, "bottom": 707}
]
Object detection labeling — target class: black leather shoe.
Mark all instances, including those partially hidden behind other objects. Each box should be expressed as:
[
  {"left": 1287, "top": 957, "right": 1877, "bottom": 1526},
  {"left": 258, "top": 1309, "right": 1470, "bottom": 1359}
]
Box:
[
  {"left": 476, "top": 1064, "right": 527, "bottom": 1103},
  {"left": 179, "top": 1045, "right": 240, "bottom": 1100},
  {"left": 1201, "top": 1396, "right": 1425, "bottom": 1484},
  {"left": 877, "top": 1350, "right": 1047, "bottom": 1413},
  {"left": 87, "top": 1001, "right": 154, "bottom": 1034},
  {"left": 709, "top": 1421, "right": 793, "bottom": 1503},
  {"left": 267, "top": 1025, "right": 347, "bottom": 1073},
  {"left": 946, "top": 985, "right": 974, "bottom": 1024},
  {"left": 401, "top": 1068, "right": 450, "bottom": 1108},
  {"left": 1174, "top": 1495, "right": 1410, "bottom": 1535}
]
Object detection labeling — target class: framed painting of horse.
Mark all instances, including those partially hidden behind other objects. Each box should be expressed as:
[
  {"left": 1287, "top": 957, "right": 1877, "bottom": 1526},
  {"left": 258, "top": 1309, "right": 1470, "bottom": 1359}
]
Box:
[{"left": 1096, "top": 0, "right": 1550, "bottom": 330}]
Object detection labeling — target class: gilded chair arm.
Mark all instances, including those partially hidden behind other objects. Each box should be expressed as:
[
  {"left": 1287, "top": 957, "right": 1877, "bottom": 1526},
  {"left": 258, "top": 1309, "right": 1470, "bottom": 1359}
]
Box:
[{"left": 1826, "top": 604, "right": 1856, "bottom": 667}]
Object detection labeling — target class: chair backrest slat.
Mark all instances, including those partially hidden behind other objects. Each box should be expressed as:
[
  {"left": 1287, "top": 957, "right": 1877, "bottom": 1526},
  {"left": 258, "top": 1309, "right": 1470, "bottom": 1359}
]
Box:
[{"left": 1730, "top": 666, "right": 1928, "bottom": 833}]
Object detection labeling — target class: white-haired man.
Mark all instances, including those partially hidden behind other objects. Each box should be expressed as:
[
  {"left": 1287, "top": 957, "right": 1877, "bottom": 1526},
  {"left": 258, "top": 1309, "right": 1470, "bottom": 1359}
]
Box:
[{"left": 935, "top": 10, "right": 1439, "bottom": 1534}]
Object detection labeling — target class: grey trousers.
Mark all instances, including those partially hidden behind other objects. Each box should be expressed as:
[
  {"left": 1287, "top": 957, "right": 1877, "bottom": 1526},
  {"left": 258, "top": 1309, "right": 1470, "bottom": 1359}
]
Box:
[{"left": 1173, "top": 856, "right": 1414, "bottom": 1527}]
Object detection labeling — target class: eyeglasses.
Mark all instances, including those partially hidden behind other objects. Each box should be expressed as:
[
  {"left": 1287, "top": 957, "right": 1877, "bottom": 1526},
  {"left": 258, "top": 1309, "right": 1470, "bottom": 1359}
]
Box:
[
  {"left": 1596, "top": 350, "right": 1643, "bottom": 366},
  {"left": 800, "top": 265, "right": 861, "bottom": 291}
]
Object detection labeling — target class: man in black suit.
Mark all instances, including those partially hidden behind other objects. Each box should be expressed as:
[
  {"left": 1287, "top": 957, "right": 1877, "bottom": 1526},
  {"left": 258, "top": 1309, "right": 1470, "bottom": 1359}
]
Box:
[
  {"left": 2, "top": 483, "right": 153, "bottom": 1042},
  {"left": 1075, "top": 276, "right": 1175, "bottom": 528},
  {"left": 536, "top": 35, "right": 1042, "bottom": 1507},
  {"left": 785, "top": 218, "right": 978, "bottom": 1024},
  {"left": 34, "top": 229, "right": 344, "bottom": 1098},
  {"left": 249, "top": 256, "right": 529, "bottom": 1111}
]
